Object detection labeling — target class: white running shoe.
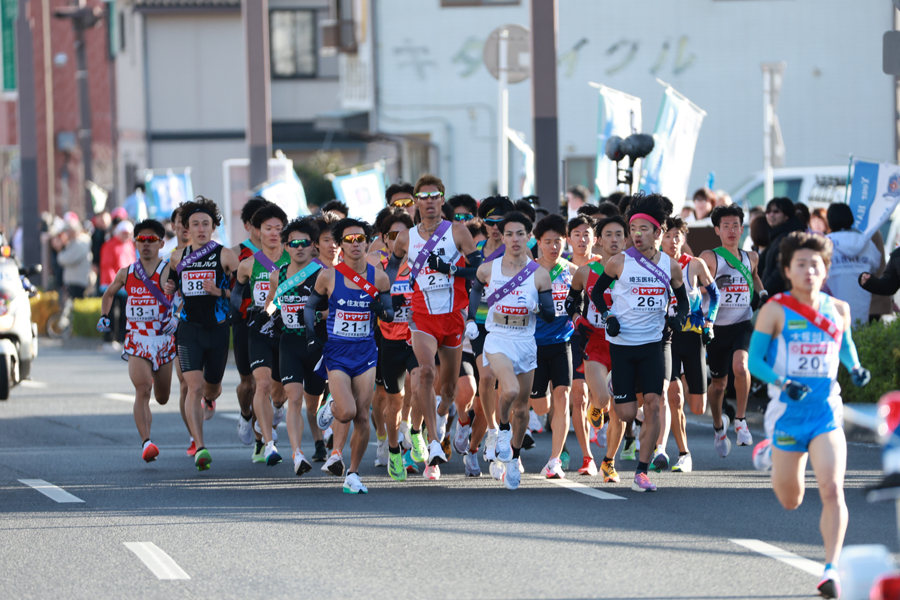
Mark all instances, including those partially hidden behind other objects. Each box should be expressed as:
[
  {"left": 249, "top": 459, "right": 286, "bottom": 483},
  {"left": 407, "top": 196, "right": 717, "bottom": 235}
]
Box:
[
  {"left": 503, "top": 459, "right": 521, "bottom": 490},
  {"left": 254, "top": 419, "right": 278, "bottom": 442},
  {"left": 435, "top": 410, "right": 448, "bottom": 443},
  {"left": 322, "top": 451, "right": 344, "bottom": 476},
  {"left": 735, "top": 419, "right": 753, "bottom": 446},
  {"left": 484, "top": 429, "right": 498, "bottom": 462},
  {"left": 495, "top": 428, "right": 513, "bottom": 463},
  {"left": 453, "top": 419, "right": 471, "bottom": 455},
  {"left": 489, "top": 459, "right": 506, "bottom": 480},
  {"left": 541, "top": 457, "right": 565, "bottom": 479},
  {"left": 528, "top": 409, "right": 543, "bottom": 433},
  {"left": 374, "top": 436, "right": 389, "bottom": 467},
  {"left": 272, "top": 405, "right": 286, "bottom": 429},
  {"left": 464, "top": 451, "right": 481, "bottom": 477},
  {"left": 293, "top": 449, "right": 312, "bottom": 476},
  {"left": 264, "top": 441, "right": 282, "bottom": 467},
  {"left": 343, "top": 473, "right": 368, "bottom": 494},
  {"left": 316, "top": 396, "right": 335, "bottom": 430},
  {"left": 423, "top": 464, "right": 441, "bottom": 480},
  {"left": 596, "top": 422, "right": 608, "bottom": 449},
  {"left": 399, "top": 421, "right": 412, "bottom": 451},
  {"left": 237, "top": 414, "right": 254, "bottom": 445},
  {"left": 517, "top": 457, "right": 524, "bottom": 473},
  {"left": 714, "top": 415, "right": 731, "bottom": 458},
  {"left": 427, "top": 439, "right": 447, "bottom": 466},
  {"left": 672, "top": 453, "right": 693, "bottom": 473},
  {"left": 752, "top": 439, "right": 773, "bottom": 472}
]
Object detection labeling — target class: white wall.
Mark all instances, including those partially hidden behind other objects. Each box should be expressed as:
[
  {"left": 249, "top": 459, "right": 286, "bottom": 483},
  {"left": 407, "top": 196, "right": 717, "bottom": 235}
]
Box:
[
  {"left": 272, "top": 79, "right": 340, "bottom": 121},
  {"left": 115, "top": 6, "right": 148, "bottom": 203}
]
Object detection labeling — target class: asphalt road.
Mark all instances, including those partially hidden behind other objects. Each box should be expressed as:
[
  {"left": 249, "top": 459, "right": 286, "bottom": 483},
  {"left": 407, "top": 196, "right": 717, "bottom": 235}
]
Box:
[{"left": 0, "top": 342, "right": 896, "bottom": 599}]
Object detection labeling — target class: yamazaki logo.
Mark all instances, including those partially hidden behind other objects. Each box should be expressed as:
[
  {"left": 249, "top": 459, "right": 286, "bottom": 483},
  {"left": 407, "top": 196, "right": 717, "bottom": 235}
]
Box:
[{"left": 634, "top": 287, "right": 665, "bottom": 295}]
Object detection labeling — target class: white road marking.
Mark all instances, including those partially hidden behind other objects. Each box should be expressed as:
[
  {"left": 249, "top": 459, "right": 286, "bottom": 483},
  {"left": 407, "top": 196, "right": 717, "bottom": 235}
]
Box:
[
  {"left": 220, "top": 413, "right": 240, "bottom": 421},
  {"left": 531, "top": 476, "right": 626, "bottom": 500},
  {"left": 18, "top": 479, "right": 84, "bottom": 503},
  {"left": 730, "top": 539, "right": 822, "bottom": 576},
  {"left": 124, "top": 542, "right": 191, "bottom": 580},
  {"left": 103, "top": 393, "right": 134, "bottom": 402},
  {"left": 19, "top": 380, "right": 47, "bottom": 389}
]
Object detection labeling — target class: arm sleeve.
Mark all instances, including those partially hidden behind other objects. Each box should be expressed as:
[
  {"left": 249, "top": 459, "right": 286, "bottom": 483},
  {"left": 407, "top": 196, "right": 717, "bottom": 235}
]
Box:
[
  {"left": 565, "top": 288, "right": 584, "bottom": 319},
  {"left": 304, "top": 290, "right": 325, "bottom": 338},
  {"left": 839, "top": 326, "right": 861, "bottom": 371},
  {"left": 467, "top": 278, "right": 484, "bottom": 322},
  {"left": 384, "top": 252, "right": 404, "bottom": 284},
  {"left": 451, "top": 251, "right": 484, "bottom": 280},
  {"left": 230, "top": 279, "right": 246, "bottom": 313},
  {"left": 748, "top": 331, "right": 780, "bottom": 385},
  {"left": 538, "top": 289, "right": 556, "bottom": 323},
  {"left": 375, "top": 292, "right": 394, "bottom": 323},
  {"left": 673, "top": 283, "right": 690, "bottom": 324},
  {"left": 704, "top": 282, "right": 720, "bottom": 322},
  {"left": 861, "top": 253, "right": 900, "bottom": 296},
  {"left": 589, "top": 272, "right": 615, "bottom": 314}
]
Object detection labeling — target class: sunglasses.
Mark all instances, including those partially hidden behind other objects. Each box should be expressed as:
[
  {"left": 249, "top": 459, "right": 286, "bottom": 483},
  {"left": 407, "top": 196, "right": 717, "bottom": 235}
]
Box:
[
  {"left": 384, "top": 230, "right": 401, "bottom": 240},
  {"left": 454, "top": 213, "right": 474, "bottom": 222},
  {"left": 286, "top": 238, "right": 313, "bottom": 249},
  {"left": 415, "top": 191, "right": 443, "bottom": 200},
  {"left": 391, "top": 198, "right": 415, "bottom": 207},
  {"left": 484, "top": 217, "right": 504, "bottom": 226},
  {"left": 766, "top": 208, "right": 782, "bottom": 215},
  {"left": 135, "top": 235, "right": 161, "bottom": 243},
  {"left": 341, "top": 234, "right": 367, "bottom": 245}
]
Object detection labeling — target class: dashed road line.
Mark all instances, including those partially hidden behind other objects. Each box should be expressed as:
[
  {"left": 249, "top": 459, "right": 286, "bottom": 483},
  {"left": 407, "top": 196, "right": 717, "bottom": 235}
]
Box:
[
  {"left": 531, "top": 475, "right": 626, "bottom": 500},
  {"left": 19, "top": 380, "right": 47, "bottom": 389},
  {"left": 124, "top": 542, "right": 191, "bottom": 580},
  {"left": 730, "top": 539, "right": 822, "bottom": 576},
  {"left": 102, "top": 393, "right": 134, "bottom": 402},
  {"left": 18, "top": 479, "right": 84, "bottom": 503}
]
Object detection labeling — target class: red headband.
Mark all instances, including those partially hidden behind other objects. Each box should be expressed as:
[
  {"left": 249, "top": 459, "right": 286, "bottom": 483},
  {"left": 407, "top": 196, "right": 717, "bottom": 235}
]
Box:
[{"left": 629, "top": 213, "right": 660, "bottom": 229}]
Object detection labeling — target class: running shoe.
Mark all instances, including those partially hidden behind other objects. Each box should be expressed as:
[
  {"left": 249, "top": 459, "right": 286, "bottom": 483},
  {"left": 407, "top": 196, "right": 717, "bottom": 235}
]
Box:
[
  {"left": 528, "top": 409, "right": 544, "bottom": 433},
  {"left": 600, "top": 459, "right": 620, "bottom": 483},
  {"left": 484, "top": 429, "right": 498, "bottom": 462},
  {"left": 324, "top": 427, "right": 333, "bottom": 450},
  {"left": 252, "top": 440, "right": 265, "bottom": 463},
  {"left": 410, "top": 431, "right": 429, "bottom": 463},
  {"left": 577, "top": 457, "right": 598, "bottom": 476},
  {"left": 589, "top": 406, "right": 606, "bottom": 429},
  {"left": 399, "top": 421, "right": 412, "bottom": 451},
  {"left": 142, "top": 442, "right": 159, "bottom": 463},
  {"left": 435, "top": 401, "right": 448, "bottom": 442},
  {"left": 560, "top": 446, "right": 570, "bottom": 471},
  {"left": 464, "top": 451, "right": 481, "bottom": 477},
  {"left": 323, "top": 451, "right": 344, "bottom": 477},
  {"left": 316, "top": 396, "right": 335, "bottom": 430},
  {"left": 264, "top": 442, "right": 282, "bottom": 466},
  {"left": 388, "top": 451, "right": 407, "bottom": 481},
  {"left": 194, "top": 448, "right": 211, "bottom": 471},
  {"left": 202, "top": 397, "right": 216, "bottom": 421},
  {"left": 752, "top": 439, "right": 773, "bottom": 472},
  {"left": 428, "top": 439, "right": 447, "bottom": 466},
  {"left": 312, "top": 441, "right": 327, "bottom": 462},
  {"left": 522, "top": 429, "right": 535, "bottom": 450},
  {"left": 186, "top": 440, "right": 197, "bottom": 457},
  {"left": 817, "top": 568, "right": 840, "bottom": 599},
  {"left": 735, "top": 418, "right": 753, "bottom": 446},
  {"left": 453, "top": 419, "right": 471, "bottom": 455},
  {"left": 424, "top": 465, "right": 441, "bottom": 480},
  {"left": 541, "top": 457, "right": 565, "bottom": 479},
  {"left": 620, "top": 438, "right": 636, "bottom": 461},
  {"left": 502, "top": 460, "right": 521, "bottom": 490},
  {"left": 650, "top": 447, "right": 669, "bottom": 472},
  {"left": 254, "top": 419, "right": 278, "bottom": 442},
  {"left": 293, "top": 449, "right": 312, "bottom": 476},
  {"left": 489, "top": 459, "right": 506, "bottom": 480},
  {"left": 272, "top": 404, "right": 286, "bottom": 429},
  {"left": 714, "top": 415, "right": 732, "bottom": 458},
  {"left": 237, "top": 414, "right": 254, "bottom": 445},
  {"left": 595, "top": 422, "right": 608, "bottom": 449},
  {"left": 631, "top": 472, "right": 657, "bottom": 492},
  {"left": 517, "top": 457, "right": 524, "bottom": 473},
  {"left": 672, "top": 453, "right": 693, "bottom": 473},
  {"left": 374, "top": 436, "right": 389, "bottom": 467},
  {"left": 441, "top": 434, "right": 452, "bottom": 460},
  {"left": 343, "top": 473, "right": 368, "bottom": 494},
  {"left": 402, "top": 450, "right": 419, "bottom": 474},
  {"left": 495, "top": 429, "right": 513, "bottom": 462}
]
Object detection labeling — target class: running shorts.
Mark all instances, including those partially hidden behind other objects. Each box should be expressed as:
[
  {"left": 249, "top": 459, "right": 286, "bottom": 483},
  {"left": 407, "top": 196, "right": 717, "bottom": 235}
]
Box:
[
  {"left": 380, "top": 338, "right": 419, "bottom": 395},
  {"left": 460, "top": 351, "right": 477, "bottom": 380},
  {"left": 410, "top": 310, "right": 464, "bottom": 349},
  {"left": 232, "top": 319, "right": 252, "bottom": 376},
  {"left": 609, "top": 341, "right": 665, "bottom": 404},
  {"left": 571, "top": 331, "right": 585, "bottom": 381},
  {"left": 764, "top": 395, "right": 842, "bottom": 453},
  {"left": 248, "top": 327, "right": 281, "bottom": 382},
  {"left": 122, "top": 331, "right": 176, "bottom": 372},
  {"left": 323, "top": 339, "right": 378, "bottom": 379},
  {"left": 279, "top": 333, "right": 326, "bottom": 396},
  {"left": 671, "top": 330, "right": 707, "bottom": 394},
  {"left": 707, "top": 319, "right": 753, "bottom": 379},
  {"left": 581, "top": 332, "right": 611, "bottom": 371},
  {"left": 483, "top": 332, "right": 537, "bottom": 376},
  {"left": 176, "top": 320, "right": 229, "bottom": 384},
  {"left": 531, "top": 342, "right": 572, "bottom": 398}
]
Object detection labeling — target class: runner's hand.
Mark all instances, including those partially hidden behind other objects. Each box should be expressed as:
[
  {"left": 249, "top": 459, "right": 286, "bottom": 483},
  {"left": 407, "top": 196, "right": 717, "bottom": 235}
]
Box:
[
  {"left": 604, "top": 313, "right": 620, "bottom": 337},
  {"left": 307, "top": 334, "right": 324, "bottom": 358},
  {"left": 702, "top": 326, "right": 714, "bottom": 346},
  {"left": 427, "top": 252, "right": 452, "bottom": 275},
  {"left": 783, "top": 380, "right": 811, "bottom": 401},
  {"left": 465, "top": 321, "right": 479, "bottom": 340},
  {"left": 163, "top": 280, "right": 175, "bottom": 295},
  {"left": 373, "top": 294, "right": 387, "bottom": 319},
  {"left": 666, "top": 315, "right": 684, "bottom": 332},
  {"left": 851, "top": 366, "right": 871, "bottom": 387},
  {"left": 162, "top": 316, "right": 178, "bottom": 336},
  {"left": 96, "top": 315, "right": 111, "bottom": 333},
  {"left": 391, "top": 294, "right": 405, "bottom": 312}
]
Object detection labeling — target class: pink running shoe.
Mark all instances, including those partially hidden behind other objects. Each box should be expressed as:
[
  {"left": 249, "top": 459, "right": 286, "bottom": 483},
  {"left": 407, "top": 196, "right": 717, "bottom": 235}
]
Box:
[
  {"left": 631, "top": 472, "right": 657, "bottom": 492},
  {"left": 202, "top": 397, "right": 216, "bottom": 421}
]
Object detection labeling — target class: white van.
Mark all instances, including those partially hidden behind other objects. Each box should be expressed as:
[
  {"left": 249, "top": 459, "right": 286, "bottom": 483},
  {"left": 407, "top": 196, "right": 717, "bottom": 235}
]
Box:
[{"left": 729, "top": 166, "right": 850, "bottom": 211}]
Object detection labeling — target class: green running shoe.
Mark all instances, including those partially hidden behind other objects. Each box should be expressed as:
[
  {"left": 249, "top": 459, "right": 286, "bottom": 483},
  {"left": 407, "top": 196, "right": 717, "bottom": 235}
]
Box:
[
  {"left": 409, "top": 432, "right": 428, "bottom": 463},
  {"left": 560, "top": 446, "right": 570, "bottom": 471},
  {"left": 402, "top": 449, "right": 419, "bottom": 474},
  {"left": 620, "top": 438, "right": 637, "bottom": 461},
  {"left": 194, "top": 448, "right": 212, "bottom": 471},
  {"left": 388, "top": 450, "right": 407, "bottom": 481},
  {"left": 251, "top": 441, "right": 265, "bottom": 463}
]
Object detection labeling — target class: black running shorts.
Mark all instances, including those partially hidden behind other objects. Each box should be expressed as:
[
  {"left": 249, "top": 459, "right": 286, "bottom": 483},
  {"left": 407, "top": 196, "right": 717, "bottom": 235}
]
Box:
[
  {"left": 571, "top": 331, "right": 585, "bottom": 381},
  {"left": 232, "top": 319, "right": 252, "bottom": 376},
  {"left": 707, "top": 320, "right": 753, "bottom": 379},
  {"left": 671, "top": 330, "right": 707, "bottom": 394},
  {"left": 248, "top": 327, "right": 281, "bottom": 382},
  {"left": 459, "top": 351, "right": 477, "bottom": 380},
  {"left": 609, "top": 341, "right": 665, "bottom": 404},
  {"left": 279, "top": 332, "right": 326, "bottom": 396},
  {"left": 177, "top": 320, "right": 229, "bottom": 384},
  {"left": 530, "top": 342, "right": 572, "bottom": 399},
  {"left": 380, "top": 338, "right": 419, "bottom": 395}
]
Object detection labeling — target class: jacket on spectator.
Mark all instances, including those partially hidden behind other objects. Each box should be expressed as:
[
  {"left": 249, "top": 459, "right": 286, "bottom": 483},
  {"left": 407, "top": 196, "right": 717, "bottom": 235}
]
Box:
[
  {"left": 56, "top": 233, "right": 93, "bottom": 288},
  {"left": 860, "top": 246, "right": 900, "bottom": 298},
  {"left": 760, "top": 215, "right": 805, "bottom": 296},
  {"left": 99, "top": 237, "right": 135, "bottom": 287},
  {"left": 826, "top": 229, "right": 881, "bottom": 326}
]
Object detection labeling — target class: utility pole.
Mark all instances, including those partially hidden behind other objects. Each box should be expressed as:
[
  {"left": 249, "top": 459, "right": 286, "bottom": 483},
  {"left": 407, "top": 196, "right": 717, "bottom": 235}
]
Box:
[
  {"left": 243, "top": 0, "right": 271, "bottom": 189},
  {"left": 530, "top": 0, "right": 559, "bottom": 214},
  {"left": 497, "top": 28, "right": 508, "bottom": 196},
  {"left": 16, "top": 0, "right": 40, "bottom": 266},
  {"left": 55, "top": 1, "right": 103, "bottom": 218}
]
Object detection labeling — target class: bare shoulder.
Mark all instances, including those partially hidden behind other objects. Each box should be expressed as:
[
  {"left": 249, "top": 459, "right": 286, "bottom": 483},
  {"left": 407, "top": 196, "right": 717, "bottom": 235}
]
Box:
[{"left": 374, "top": 269, "right": 391, "bottom": 290}]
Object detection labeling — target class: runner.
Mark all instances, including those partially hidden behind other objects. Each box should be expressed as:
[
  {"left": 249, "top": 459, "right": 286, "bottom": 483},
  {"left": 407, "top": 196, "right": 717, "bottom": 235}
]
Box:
[
  {"left": 471, "top": 211, "right": 556, "bottom": 490},
  {"left": 589, "top": 194, "right": 690, "bottom": 492},
  {"left": 700, "top": 205, "right": 766, "bottom": 457},
  {"left": 660, "top": 216, "right": 719, "bottom": 473},
  {"left": 449, "top": 194, "right": 479, "bottom": 223},
  {"left": 168, "top": 205, "right": 195, "bottom": 456},
  {"left": 232, "top": 204, "right": 291, "bottom": 466},
  {"left": 306, "top": 218, "right": 394, "bottom": 494},
  {"left": 264, "top": 216, "right": 327, "bottom": 476},
  {"left": 386, "top": 175, "right": 480, "bottom": 480},
  {"left": 97, "top": 219, "right": 175, "bottom": 462},
  {"left": 164, "top": 197, "right": 240, "bottom": 471},
  {"left": 386, "top": 182, "right": 416, "bottom": 219},
  {"left": 748, "top": 231, "right": 871, "bottom": 599},
  {"left": 530, "top": 214, "right": 577, "bottom": 479}
]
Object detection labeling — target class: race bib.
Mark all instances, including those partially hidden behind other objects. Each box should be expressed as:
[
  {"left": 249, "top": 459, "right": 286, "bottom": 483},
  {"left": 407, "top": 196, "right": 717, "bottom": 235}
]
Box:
[
  {"left": 492, "top": 305, "right": 529, "bottom": 328},
  {"left": 391, "top": 279, "right": 413, "bottom": 323},
  {"left": 587, "top": 303, "right": 605, "bottom": 329},
  {"left": 786, "top": 341, "right": 835, "bottom": 378},
  {"left": 183, "top": 270, "right": 214, "bottom": 296},
  {"left": 127, "top": 297, "right": 159, "bottom": 322},
  {"left": 633, "top": 286, "right": 666, "bottom": 312},
  {"left": 334, "top": 310, "right": 370, "bottom": 338},
  {"left": 253, "top": 281, "right": 270, "bottom": 307},
  {"left": 417, "top": 268, "right": 452, "bottom": 293},
  {"left": 281, "top": 302, "right": 304, "bottom": 329},
  {"left": 721, "top": 282, "right": 750, "bottom": 308},
  {"left": 551, "top": 282, "right": 568, "bottom": 317}
]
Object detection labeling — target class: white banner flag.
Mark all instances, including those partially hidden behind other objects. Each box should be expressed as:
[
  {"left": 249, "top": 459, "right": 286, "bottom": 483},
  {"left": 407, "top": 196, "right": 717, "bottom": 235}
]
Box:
[{"left": 594, "top": 85, "right": 642, "bottom": 198}]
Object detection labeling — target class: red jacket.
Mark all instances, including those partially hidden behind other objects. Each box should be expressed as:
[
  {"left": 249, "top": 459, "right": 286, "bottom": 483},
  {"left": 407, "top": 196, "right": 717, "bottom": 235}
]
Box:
[{"left": 100, "top": 237, "right": 135, "bottom": 286}]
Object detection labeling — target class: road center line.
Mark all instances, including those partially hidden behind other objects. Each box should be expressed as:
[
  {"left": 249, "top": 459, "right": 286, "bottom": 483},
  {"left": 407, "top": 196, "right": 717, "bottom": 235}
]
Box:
[
  {"left": 730, "top": 539, "right": 822, "bottom": 576},
  {"left": 103, "top": 393, "right": 134, "bottom": 402},
  {"left": 19, "top": 380, "right": 47, "bottom": 389},
  {"left": 124, "top": 542, "right": 191, "bottom": 580},
  {"left": 18, "top": 479, "right": 84, "bottom": 503},
  {"left": 530, "top": 476, "right": 626, "bottom": 500}
]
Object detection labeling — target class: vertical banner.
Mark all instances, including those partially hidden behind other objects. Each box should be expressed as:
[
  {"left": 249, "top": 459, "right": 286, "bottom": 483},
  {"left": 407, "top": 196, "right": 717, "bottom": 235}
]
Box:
[
  {"left": 253, "top": 169, "right": 311, "bottom": 220},
  {"left": 848, "top": 160, "right": 900, "bottom": 239},
  {"left": 0, "top": 0, "right": 16, "bottom": 92},
  {"left": 639, "top": 85, "right": 706, "bottom": 212},
  {"left": 594, "top": 85, "right": 641, "bottom": 198},
  {"left": 331, "top": 168, "right": 388, "bottom": 224},
  {"left": 146, "top": 170, "right": 193, "bottom": 221}
]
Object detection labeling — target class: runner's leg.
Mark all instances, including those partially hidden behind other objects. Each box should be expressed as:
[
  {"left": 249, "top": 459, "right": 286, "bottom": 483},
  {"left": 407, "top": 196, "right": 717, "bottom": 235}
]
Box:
[
  {"left": 347, "top": 368, "right": 377, "bottom": 474},
  {"left": 129, "top": 357, "right": 155, "bottom": 442},
  {"left": 668, "top": 378, "right": 688, "bottom": 454},
  {"left": 808, "top": 428, "right": 848, "bottom": 565},
  {"left": 733, "top": 350, "right": 750, "bottom": 420},
  {"left": 411, "top": 331, "right": 440, "bottom": 441},
  {"left": 285, "top": 382, "right": 305, "bottom": 454},
  {"left": 183, "top": 370, "right": 207, "bottom": 448},
  {"left": 771, "top": 446, "right": 809, "bottom": 510},
  {"left": 253, "top": 367, "right": 275, "bottom": 444}
]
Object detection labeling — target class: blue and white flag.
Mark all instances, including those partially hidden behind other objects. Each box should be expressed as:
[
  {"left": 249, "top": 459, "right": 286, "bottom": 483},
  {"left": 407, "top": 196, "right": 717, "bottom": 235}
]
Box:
[
  {"left": 254, "top": 169, "right": 311, "bottom": 219},
  {"left": 639, "top": 86, "right": 705, "bottom": 212},
  {"left": 331, "top": 168, "right": 388, "bottom": 224},
  {"left": 848, "top": 160, "right": 900, "bottom": 239},
  {"left": 594, "top": 85, "right": 641, "bottom": 198}
]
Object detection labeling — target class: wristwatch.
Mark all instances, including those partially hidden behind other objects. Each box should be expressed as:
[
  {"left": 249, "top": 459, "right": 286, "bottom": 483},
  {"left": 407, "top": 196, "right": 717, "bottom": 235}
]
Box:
[{"left": 449, "top": 264, "right": 458, "bottom": 276}]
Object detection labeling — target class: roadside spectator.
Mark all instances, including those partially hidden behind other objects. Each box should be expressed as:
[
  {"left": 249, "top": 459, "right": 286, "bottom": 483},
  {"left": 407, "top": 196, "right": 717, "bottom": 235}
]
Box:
[
  {"left": 566, "top": 185, "right": 589, "bottom": 219},
  {"left": 760, "top": 196, "right": 804, "bottom": 295},
  {"left": 680, "top": 199, "right": 695, "bottom": 221},
  {"left": 826, "top": 203, "right": 881, "bottom": 326},
  {"left": 122, "top": 183, "right": 149, "bottom": 223},
  {"left": 715, "top": 190, "right": 733, "bottom": 207},
  {"left": 859, "top": 242, "right": 900, "bottom": 306},
  {"left": 100, "top": 221, "right": 135, "bottom": 344},
  {"left": 52, "top": 220, "right": 92, "bottom": 299},
  {"left": 795, "top": 203, "right": 811, "bottom": 230},
  {"left": 810, "top": 207, "right": 830, "bottom": 234},
  {"left": 868, "top": 230, "right": 892, "bottom": 321},
  {"left": 90, "top": 210, "right": 111, "bottom": 274},
  {"left": 691, "top": 187, "right": 715, "bottom": 220},
  {"left": 749, "top": 212, "right": 770, "bottom": 254}
]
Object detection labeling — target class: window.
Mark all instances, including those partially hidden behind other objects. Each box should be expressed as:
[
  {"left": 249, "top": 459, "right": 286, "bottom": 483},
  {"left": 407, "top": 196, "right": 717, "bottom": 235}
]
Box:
[
  {"left": 441, "top": 0, "right": 519, "bottom": 5},
  {"left": 270, "top": 10, "right": 317, "bottom": 78},
  {"left": 745, "top": 178, "right": 802, "bottom": 208}
]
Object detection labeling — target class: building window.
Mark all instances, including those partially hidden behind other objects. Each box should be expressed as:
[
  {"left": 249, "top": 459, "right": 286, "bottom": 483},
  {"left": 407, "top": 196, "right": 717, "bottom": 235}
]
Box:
[
  {"left": 441, "top": 0, "right": 519, "bottom": 5},
  {"left": 270, "top": 10, "right": 317, "bottom": 79}
]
